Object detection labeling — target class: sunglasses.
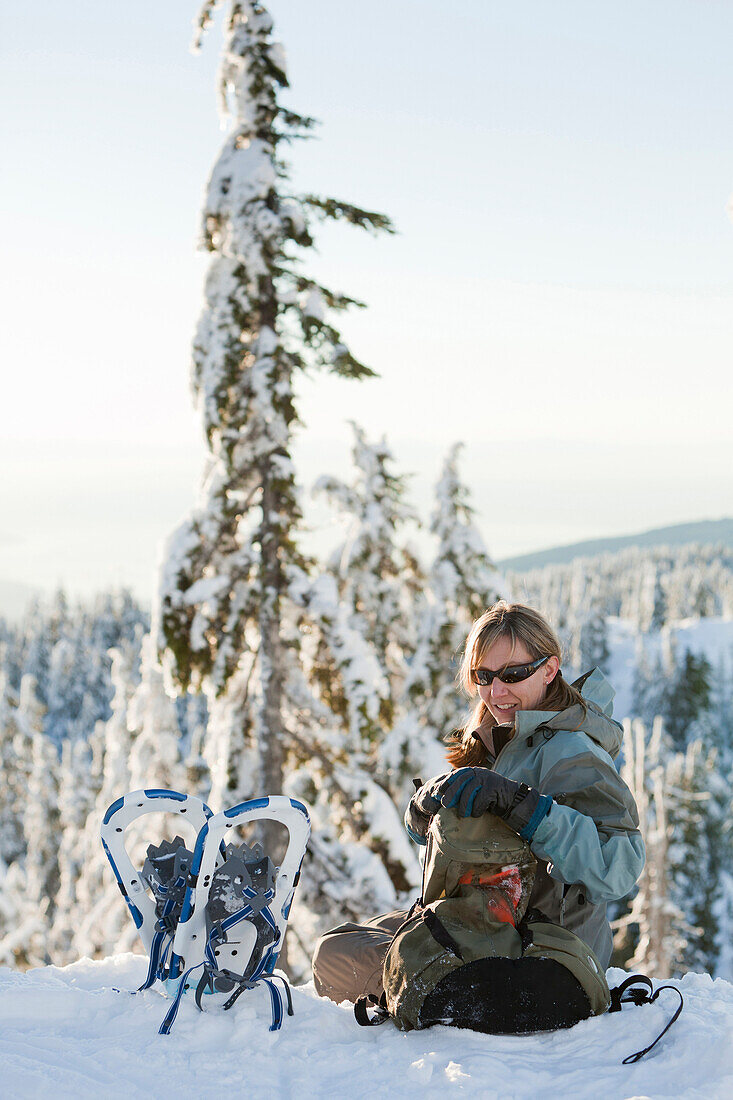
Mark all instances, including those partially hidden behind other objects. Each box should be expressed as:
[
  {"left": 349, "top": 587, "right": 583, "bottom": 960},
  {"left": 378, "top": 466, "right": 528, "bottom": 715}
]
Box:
[{"left": 470, "top": 655, "right": 550, "bottom": 687}]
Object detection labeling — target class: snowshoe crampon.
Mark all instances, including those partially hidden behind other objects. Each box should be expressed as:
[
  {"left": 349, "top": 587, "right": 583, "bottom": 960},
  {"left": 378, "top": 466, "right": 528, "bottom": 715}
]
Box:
[{"left": 101, "top": 790, "right": 310, "bottom": 1035}]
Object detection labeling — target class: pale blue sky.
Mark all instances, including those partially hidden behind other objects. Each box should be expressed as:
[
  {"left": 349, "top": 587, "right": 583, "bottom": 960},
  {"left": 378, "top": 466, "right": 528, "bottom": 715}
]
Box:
[{"left": 1, "top": 1, "right": 732, "bottom": 603}]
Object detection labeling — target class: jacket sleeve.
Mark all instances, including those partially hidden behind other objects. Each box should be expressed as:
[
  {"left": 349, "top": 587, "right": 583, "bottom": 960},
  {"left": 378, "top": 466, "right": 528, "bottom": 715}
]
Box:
[{"left": 527, "top": 743, "right": 645, "bottom": 905}]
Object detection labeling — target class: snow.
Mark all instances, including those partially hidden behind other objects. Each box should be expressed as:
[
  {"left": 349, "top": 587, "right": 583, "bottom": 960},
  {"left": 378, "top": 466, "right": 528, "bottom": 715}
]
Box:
[
  {"left": 2, "top": 955, "right": 732, "bottom": 1099},
  {"left": 303, "top": 289, "right": 326, "bottom": 321}
]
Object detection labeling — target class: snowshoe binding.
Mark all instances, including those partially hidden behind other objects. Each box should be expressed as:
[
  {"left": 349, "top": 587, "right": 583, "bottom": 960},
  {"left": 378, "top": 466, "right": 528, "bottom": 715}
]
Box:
[
  {"left": 142, "top": 837, "right": 194, "bottom": 930},
  {"left": 202, "top": 840, "right": 278, "bottom": 985}
]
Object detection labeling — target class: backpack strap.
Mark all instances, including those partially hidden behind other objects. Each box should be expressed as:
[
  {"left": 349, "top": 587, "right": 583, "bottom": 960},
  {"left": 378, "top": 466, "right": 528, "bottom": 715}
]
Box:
[
  {"left": 354, "top": 992, "right": 390, "bottom": 1027},
  {"left": 422, "top": 909, "right": 464, "bottom": 961},
  {"left": 609, "top": 973, "right": 684, "bottom": 1064}
]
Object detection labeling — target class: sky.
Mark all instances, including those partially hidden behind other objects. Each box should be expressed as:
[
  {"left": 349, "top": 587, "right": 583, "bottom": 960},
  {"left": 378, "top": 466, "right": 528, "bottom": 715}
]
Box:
[{"left": 1, "top": 0, "right": 732, "bottom": 605}]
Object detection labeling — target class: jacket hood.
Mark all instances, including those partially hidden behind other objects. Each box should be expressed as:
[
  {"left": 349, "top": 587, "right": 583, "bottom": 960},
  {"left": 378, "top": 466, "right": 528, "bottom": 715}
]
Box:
[{"left": 513, "top": 667, "right": 624, "bottom": 760}]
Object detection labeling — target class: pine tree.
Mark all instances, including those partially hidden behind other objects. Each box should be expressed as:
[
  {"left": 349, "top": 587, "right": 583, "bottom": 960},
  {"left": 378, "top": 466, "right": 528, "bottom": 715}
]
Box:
[
  {"left": 663, "top": 649, "right": 712, "bottom": 749},
  {"left": 614, "top": 717, "right": 687, "bottom": 977},
  {"left": 74, "top": 643, "right": 140, "bottom": 960},
  {"left": 19, "top": 676, "right": 60, "bottom": 966},
  {"left": 127, "top": 633, "right": 186, "bottom": 792},
  {"left": 0, "top": 673, "right": 25, "bottom": 867},
  {"left": 290, "top": 569, "right": 391, "bottom": 758},
  {"left": 665, "top": 738, "right": 725, "bottom": 974},
  {"left": 614, "top": 716, "right": 728, "bottom": 978},
  {"left": 639, "top": 562, "right": 667, "bottom": 633},
  {"left": 708, "top": 655, "right": 733, "bottom": 763},
  {"left": 577, "top": 586, "right": 611, "bottom": 675},
  {"left": 50, "top": 736, "right": 95, "bottom": 962},
  {"left": 383, "top": 443, "right": 504, "bottom": 794},
  {"left": 158, "top": 3, "right": 393, "bottom": 829},
  {"left": 631, "top": 643, "right": 668, "bottom": 728},
  {"left": 312, "top": 422, "right": 420, "bottom": 739}
]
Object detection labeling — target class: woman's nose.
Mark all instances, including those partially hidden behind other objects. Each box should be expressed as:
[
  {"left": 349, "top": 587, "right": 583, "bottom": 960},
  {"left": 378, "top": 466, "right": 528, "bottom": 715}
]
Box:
[{"left": 491, "top": 678, "right": 511, "bottom": 699}]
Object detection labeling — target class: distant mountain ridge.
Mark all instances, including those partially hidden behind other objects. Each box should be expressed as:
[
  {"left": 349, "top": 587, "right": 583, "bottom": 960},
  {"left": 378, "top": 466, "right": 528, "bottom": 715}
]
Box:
[{"left": 498, "top": 518, "right": 733, "bottom": 573}]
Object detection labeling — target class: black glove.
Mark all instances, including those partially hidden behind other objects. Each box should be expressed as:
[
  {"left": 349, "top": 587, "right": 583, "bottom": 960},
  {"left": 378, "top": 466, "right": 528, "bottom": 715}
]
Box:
[
  {"left": 404, "top": 773, "right": 451, "bottom": 842},
  {"left": 433, "top": 767, "right": 552, "bottom": 840}
]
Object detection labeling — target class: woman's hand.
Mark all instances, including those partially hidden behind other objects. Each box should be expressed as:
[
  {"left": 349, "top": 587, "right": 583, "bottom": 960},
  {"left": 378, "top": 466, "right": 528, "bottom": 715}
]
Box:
[
  {"left": 433, "top": 767, "right": 552, "bottom": 840},
  {"left": 404, "top": 773, "right": 451, "bottom": 842}
]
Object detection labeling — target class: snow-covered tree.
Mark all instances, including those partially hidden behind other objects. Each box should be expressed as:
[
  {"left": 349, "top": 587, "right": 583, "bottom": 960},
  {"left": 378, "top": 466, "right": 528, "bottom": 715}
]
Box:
[
  {"left": 664, "top": 739, "right": 727, "bottom": 974},
  {"left": 74, "top": 643, "right": 141, "bottom": 959},
  {"left": 158, "top": 2, "right": 393, "bottom": 826},
  {"left": 312, "top": 423, "right": 420, "bottom": 738},
  {"left": 639, "top": 562, "right": 668, "bottom": 633},
  {"left": 127, "top": 633, "right": 186, "bottom": 792},
  {"left": 663, "top": 649, "right": 712, "bottom": 749},
  {"left": 0, "top": 674, "right": 25, "bottom": 867},
  {"left": 19, "top": 677, "right": 59, "bottom": 966},
  {"left": 615, "top": 717, "right": 730, "bottom": 978},
  {"left": 50, "top": 736, "right": 95, "bottom": 962},
  {"left": 382, "top": 443, "right": 504, "bottom": 793},
  {"left": 615, "top": 717, "right": 685, "bottom": 977},
  {"left": 290, "top": 570, "right": 390, "bottom": 757},
  {"left": 632, "top": 643, "right": 669, "bottom": 729}
]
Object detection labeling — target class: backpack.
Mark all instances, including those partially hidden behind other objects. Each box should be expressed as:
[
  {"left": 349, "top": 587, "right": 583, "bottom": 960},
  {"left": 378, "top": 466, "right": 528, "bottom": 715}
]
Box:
[{"left": 355, "top": 807, "right": 682, "bottom": 1061}]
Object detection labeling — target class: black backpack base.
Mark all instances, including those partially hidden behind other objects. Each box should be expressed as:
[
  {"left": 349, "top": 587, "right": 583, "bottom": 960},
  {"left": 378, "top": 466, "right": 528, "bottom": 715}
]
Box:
[{"left": 419, "top": 955, "right": 591, "bottom": 1034}]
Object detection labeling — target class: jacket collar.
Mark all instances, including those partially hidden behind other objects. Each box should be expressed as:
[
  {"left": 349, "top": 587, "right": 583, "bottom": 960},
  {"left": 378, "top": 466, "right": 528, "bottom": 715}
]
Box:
[{"left": 511, "top": 667, "right": 623, "bottom": 760}]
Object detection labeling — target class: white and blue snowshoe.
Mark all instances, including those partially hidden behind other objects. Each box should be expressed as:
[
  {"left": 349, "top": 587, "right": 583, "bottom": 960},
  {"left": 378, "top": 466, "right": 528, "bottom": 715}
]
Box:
[
  {"left": 100, "top": 788, "right": 213, "bottom": 967},
  {"left": 101, "top": 790, "right": 311, "bottom": 1034}
]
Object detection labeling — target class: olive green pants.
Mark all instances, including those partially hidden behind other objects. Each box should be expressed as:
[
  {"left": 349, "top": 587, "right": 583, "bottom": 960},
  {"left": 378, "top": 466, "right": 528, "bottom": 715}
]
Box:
[{"left": 312, "top": 909, "right": 409, "bottom": 1004}]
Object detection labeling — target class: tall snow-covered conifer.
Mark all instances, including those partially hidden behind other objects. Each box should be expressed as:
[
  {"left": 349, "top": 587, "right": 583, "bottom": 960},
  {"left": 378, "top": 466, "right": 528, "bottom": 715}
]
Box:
[
  {"left": 383, "top": 444, "right": 505, "bottom": 792},
  {"left": 158, "top": 2, "right": 393, "bottom": 814},
  {"left": 313, "top": 423, "right": 420, "bottom": 735}
]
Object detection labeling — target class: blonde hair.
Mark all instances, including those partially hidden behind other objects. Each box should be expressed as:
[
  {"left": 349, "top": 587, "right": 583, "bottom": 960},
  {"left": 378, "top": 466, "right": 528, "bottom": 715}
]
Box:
[{"left": 446, "top": 601, "right": 587, "bottom": 768}]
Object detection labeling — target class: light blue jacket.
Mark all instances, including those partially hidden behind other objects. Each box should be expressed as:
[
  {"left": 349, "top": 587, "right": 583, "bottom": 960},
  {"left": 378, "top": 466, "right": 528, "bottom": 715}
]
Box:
[{"left": 415, "top": 670, "right": 645, "bottom": 967}]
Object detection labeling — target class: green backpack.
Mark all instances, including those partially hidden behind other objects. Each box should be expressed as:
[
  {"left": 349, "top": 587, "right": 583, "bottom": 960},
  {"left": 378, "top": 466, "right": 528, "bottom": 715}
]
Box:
[{"left": 356, "top": 807, "right": 611, "bottom": 1033}]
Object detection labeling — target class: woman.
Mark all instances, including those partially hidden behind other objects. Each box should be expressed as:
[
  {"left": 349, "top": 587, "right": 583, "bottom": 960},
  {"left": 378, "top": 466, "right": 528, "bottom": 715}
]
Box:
[{"left": 312, "top": 601, "right": 644, "bottom": 1010}]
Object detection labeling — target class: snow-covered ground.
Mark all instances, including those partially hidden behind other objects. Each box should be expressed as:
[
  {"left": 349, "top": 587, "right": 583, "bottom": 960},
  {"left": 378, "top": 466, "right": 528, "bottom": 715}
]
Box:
[{"left": 2, "top": 955, "right": 732, "bottom": 1099}]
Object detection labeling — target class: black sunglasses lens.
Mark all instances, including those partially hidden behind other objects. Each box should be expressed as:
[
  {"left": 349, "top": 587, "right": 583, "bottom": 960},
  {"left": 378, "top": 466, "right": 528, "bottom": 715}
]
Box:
[
  {"left": 504, "top": 657, "right": 548, "bottom": 683},
  {"left": 501, "top": 665, "right": 531, "bottom": 684}
]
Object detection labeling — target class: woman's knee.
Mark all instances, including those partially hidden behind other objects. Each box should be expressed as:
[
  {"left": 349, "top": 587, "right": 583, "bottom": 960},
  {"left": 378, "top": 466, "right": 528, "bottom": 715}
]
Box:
[
  {"left": 312, "top": 917, "right": 399, "bottom": 1004},
  {"left": 312, "top": 926, "right": 363, "bottom": 1002}
]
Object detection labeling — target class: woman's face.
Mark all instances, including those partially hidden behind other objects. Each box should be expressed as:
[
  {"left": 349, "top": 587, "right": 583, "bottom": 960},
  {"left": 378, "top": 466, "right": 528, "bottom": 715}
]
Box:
[{"left": 474, "top": 635, "right": 559, "bottom": 725}]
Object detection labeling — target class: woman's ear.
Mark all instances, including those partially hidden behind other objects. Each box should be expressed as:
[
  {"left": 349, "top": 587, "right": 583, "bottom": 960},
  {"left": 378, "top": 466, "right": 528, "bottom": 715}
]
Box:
[{"left": 545, "top": 656, "right": 560, "bottom": 684}]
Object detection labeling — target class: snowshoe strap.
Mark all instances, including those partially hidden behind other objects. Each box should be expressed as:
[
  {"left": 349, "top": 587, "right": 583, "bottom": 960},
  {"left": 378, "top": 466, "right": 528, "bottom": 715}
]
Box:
[
  {"left": 158, "top": 962, "right": 205, "bottom": 1035},
  {"left": 194, "top": 969, "right": 215, "bottom": 1011},
  {"left": 354, "top": 993, "right": 390, "bottom": 1027},
  {"left": 269, "top": 973, "right": 294, "bottom": 1018},
  {"left": 139, "top": 927, "right": 167, "bottom": 992},
  {"left": 138, "top": 877, "right": 187, "bottom": 991},
  {"left": 609, "top": 974, "right": 684, "bottom": 1064},
  {"left": 261, "top": 977, "right": 286, "bottom": 1030}
]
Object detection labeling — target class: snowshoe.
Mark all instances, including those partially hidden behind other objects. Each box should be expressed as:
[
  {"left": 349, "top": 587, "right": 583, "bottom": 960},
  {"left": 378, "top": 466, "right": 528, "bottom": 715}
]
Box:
[
  {"left": 163, "top": 795, "right": 310, "bottom": 1032},
  {"left": 102, "top": 790, "right": 310, "bottom": 1035},
  {"left": 100, "top": 789, "right": 214, "bottom": 961}
]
